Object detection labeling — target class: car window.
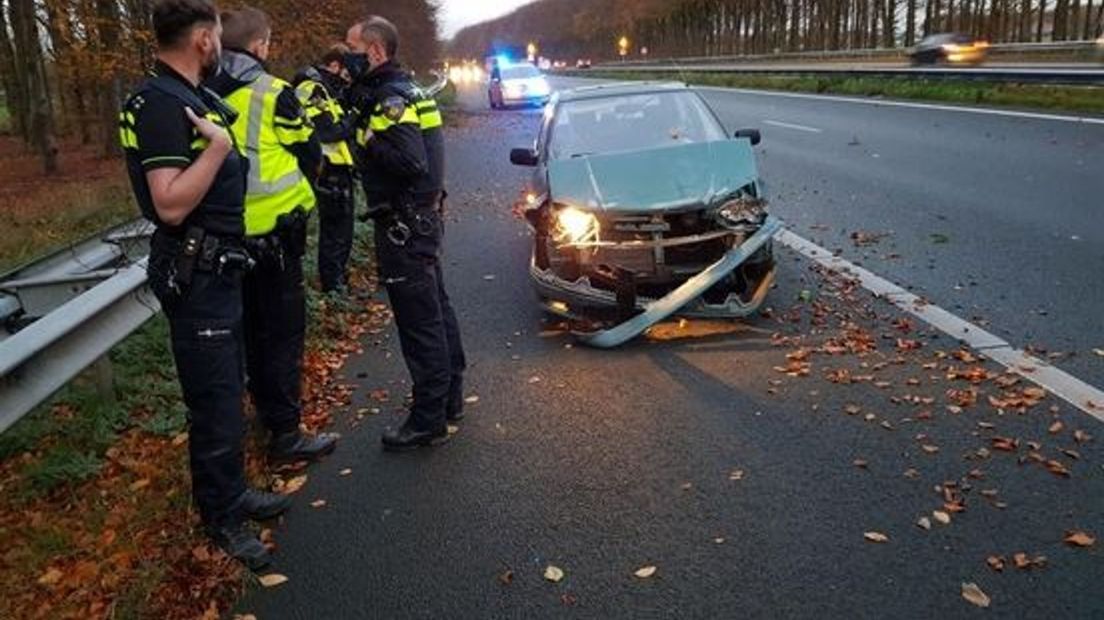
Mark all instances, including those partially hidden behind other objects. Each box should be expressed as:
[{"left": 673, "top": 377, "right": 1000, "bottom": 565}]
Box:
[
  {"left": 502, "top": 65, "right": 541, "bottom": 80},
  {"left": 547, "top": 91, "right": 726, "bottom": 160}
]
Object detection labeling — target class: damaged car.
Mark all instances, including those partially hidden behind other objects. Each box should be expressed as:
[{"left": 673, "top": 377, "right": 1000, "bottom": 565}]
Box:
[{"left": 509, "top": 81, "right": 782, "bottom": 347}]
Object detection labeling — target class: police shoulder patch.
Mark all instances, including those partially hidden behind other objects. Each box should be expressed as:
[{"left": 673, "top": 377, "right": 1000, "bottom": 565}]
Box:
[{"left": 382, "top": 96, "right": 407, "bottom": 122}]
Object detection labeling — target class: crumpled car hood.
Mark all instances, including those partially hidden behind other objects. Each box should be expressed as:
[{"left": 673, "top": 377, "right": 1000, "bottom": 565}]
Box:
[{"left": 547, "top": 140, "right": 758, "bottom": 213}]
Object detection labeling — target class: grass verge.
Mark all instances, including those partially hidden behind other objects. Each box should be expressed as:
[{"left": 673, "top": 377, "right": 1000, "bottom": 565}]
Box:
[{"left": 564, "top": 70, "right": 1104, "bottom": 114}]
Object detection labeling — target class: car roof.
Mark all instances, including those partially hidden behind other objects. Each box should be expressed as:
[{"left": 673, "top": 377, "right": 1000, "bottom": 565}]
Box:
[{"left": 556, "top": 81, "right": 690, "bottom": 103}]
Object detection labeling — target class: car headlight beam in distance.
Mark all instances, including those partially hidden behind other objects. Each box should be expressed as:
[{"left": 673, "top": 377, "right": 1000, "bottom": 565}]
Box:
[{"left": 554, "top": 206, "right": 600, "bottom": 245}]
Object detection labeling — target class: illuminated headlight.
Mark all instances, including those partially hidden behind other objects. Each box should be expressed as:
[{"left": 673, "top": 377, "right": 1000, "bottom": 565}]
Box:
[
  {"left": 504, "top": 83, "right": 524, "bottom": 97},
  {"left": 716, "top": 197, "right": 766, "bottom": 227},
  {"left": 449, "top": 66, "right": 463, "bottom": 83},
  {"left": 530, "top": 79, "right": 551, "bottom": 96},
  {"left": 554, "top": 206, "right": 600, "bottom": 244}
]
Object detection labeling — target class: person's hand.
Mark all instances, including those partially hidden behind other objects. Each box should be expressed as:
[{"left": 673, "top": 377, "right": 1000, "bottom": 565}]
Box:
[
  {"left": 185, "top": 107, "right": 231, "bottom": 151},
  {"left": 361, "top": 128, "right": 374, "bottom": 143}
]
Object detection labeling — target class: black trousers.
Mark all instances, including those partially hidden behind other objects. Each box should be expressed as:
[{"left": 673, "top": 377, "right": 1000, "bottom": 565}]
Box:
[
  {"left": 317, "top": 167, "right": 355, "bottom": 292},
  {"left": 374, "top": 208, "right": 466, "bottom": 431},
  {"left": 243, "top": 225, "right": 307, "bottom": 437},
  {"left": 149, "top": 241, "right": 247, "bottom": 528}
]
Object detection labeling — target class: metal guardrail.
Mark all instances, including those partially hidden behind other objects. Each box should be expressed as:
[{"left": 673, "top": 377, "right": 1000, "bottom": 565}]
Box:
[
  {"left": 609, "top": 40, "right": 1102, "bottom": 67},
  {"left": 0, "top": 218, "right": 152, "bottom": 329},
  {"left": 587, "top": 62, "right": 1104, "bottom": 85},
  {"left": 0, "top": 260, "right": 159, "bottom": 433}
]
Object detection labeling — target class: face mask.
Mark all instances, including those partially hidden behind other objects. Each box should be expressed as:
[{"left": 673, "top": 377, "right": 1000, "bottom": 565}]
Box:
[{"left": 343, "top": 52, "right": 368, "bottom": 79}]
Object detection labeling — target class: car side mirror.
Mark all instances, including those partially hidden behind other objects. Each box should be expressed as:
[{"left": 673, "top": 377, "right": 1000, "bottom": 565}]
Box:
[
  {"left": 734, "top": 128, "right": 761, "bottom": 146},
  {"left": 510, "top": 148, "right": 539, "bottom": 167}
]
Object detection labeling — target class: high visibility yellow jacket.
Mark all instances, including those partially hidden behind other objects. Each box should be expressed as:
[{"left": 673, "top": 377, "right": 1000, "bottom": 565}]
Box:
[
  {"left": 295, "top": 77, "right": 354, "bottom": 168},
  {"left": 209, "top": 51, "right": 319, "bottom": 237}
]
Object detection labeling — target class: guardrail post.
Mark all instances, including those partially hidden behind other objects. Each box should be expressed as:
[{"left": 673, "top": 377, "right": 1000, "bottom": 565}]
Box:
[{"left": 89, "top": 355, "right": 117, "bottom": 405}]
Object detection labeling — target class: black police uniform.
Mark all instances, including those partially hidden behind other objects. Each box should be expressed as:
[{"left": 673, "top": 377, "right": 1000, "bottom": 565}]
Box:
[
  {"left": 294, "top": 66, "right": 357, "bottom": 293},
  {"left": 119, "top": 61, "right": 249, "bottom": 529},
  {"left": 349, "top": 60, "right": 466, "bottom": 437}
]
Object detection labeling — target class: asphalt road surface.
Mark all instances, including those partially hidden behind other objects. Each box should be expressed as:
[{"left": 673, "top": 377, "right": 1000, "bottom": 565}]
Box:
[{"left": 238, "top": 79, "right": 1104, "bottom": 618}]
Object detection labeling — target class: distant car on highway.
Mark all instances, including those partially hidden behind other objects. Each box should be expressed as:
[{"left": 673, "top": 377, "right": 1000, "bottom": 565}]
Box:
[
  {"left": 576, "top": 59, "right": 592, "bottom": 69},
  {"left": 509, "top": 81, "right": 778, "bottom": 334},
  {"left": 910, "top": 33, "right": 989, "bottom": 65},
  {"left": 489, "top": 62, "right": 552, "bottom": 109}
]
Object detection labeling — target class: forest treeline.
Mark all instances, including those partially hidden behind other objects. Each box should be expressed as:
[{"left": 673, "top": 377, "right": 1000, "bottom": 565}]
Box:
[
  {"left": 0, "top": 0, "right": 440, "bottom": 174},
  {"left": 450, "top": 0, "right": 1104, "bottom": 61}
]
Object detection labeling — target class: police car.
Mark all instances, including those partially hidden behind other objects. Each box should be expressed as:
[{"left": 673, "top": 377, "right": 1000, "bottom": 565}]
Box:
[{"left": 489, "top": 62, "right": 552, "bottom": 109}]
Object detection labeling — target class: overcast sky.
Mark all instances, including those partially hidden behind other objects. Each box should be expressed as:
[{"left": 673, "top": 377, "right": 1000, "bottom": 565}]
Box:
[{"left": 439, "top": 0, "right": 534, "bottom": 39}]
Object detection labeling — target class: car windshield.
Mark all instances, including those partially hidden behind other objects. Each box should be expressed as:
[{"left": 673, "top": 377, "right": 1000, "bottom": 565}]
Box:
[
  {"left": 502, "top": 65, "right": 541, "bottom": 80},
  {"left": 548, "top": 91, "right": 726, "bottom": 160}
]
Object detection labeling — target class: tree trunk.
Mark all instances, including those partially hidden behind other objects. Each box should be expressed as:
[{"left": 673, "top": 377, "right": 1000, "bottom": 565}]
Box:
[
  {"left": 0, "top": 3, "right": 29, "bottom": 141},
  {"left": 96, "top": 0, "right": 123, "bottom": 156},
  {"left": 906, "top": 0, "right": 918, "bottom": 44},
  {"left": 10, "top": 0, "right": 58, "bottom": 173},
  {"left": 1036, "top": 0, "right": 1048, "bottom": 39}
]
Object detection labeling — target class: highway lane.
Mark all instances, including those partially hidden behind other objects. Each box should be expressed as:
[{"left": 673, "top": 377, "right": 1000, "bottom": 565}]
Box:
[
  {"left": 554, "top": 75, "right": 1104, "bottom": 386},
  {"left": 237, "top": 81, "right": 1104, "bottom": 618}
]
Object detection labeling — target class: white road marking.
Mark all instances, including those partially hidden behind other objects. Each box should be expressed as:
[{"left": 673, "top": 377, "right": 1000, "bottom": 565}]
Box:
[
  {"left": 763, "top": 119, "right": 823, "bottom": 133},
  {"left": 698, "top": 86, "right": 1104, "bottom": 126},
  {"left": 775, "top": 228, "right": 1104, "bottom": 421}
]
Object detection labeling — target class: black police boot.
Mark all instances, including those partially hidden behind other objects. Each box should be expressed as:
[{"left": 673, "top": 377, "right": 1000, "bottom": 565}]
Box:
[
  {"left": 269, "top": 431, "right": 339, "bottom": 465},
  {"left": 233, "top": 488, "right": 293, "bottom": 522},
  {"left": 381, "top": 422, "right": 450, "bottom": 451},
  {"left": 446, "top": 409, "right": 465, "bottom": 423},
  {"left": 206, "top": 522, "right": 272, "bottom": 571}
]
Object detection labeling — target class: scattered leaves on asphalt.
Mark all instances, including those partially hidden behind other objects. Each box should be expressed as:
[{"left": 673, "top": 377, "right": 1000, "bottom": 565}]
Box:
[
  {"left": 986, "top": 556, "right": 1005, "bottom": 572},
  {"left": 258, "top": 573, "right": 289, "bottom": 588},
  {"left": 633, "top": 565, "right": 658, "bottom": 579},
  {"left": 864, "top": 531, "right": 889, "bottom": 543},
  {"left": 464, "top": 395, "right": 480, "bottom": 404},
  {"left": 917, "top": 517, "right": 932, "bottom": 530},
  {"left": 277, "top": 475, "right": 308, "bottom": 495},
  {"left": 498, "top": 570, "right": 514, "bottom": 585},
  {"left": 339, "top": 468, "right": 353, "bottom": 476},
  {"left": 728, "top": 469, "right": 745, "bottom": 481},
  {"left": 933, "top": 511, "right": 951, "bottom": 525},
  {"left": 961, "top": 582, "right": 991, "bottom": 608},
  {"left": 1064, "top": 531, "right": 1096, "bottom": 547},
  {"left": 310, "top": 499, "right": 327, "bottom": 508},
  {"left": 544, "top": 565, "right": 565, "bottom": 583}
]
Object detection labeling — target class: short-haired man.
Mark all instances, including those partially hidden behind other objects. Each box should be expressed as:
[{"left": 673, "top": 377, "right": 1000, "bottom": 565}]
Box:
[
  {"left": 119, "top": 0, "right": 292, "bottom": 570},
  {"left": 206, "top": 7, "right": 338, "bottom": 464},
  {"left": 293, "top": 45, "right": 357, "bottom": 293},
  {"left": 345, "top": 16, "right": 466, "bottom": 449}
]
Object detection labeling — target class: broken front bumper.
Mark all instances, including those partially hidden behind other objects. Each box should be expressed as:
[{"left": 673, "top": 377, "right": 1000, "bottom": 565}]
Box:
[{"left": 532, "top": 216, "right": 784, "bottom": 347}]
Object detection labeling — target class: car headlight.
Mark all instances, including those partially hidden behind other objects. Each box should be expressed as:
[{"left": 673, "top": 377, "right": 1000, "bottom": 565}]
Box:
[
  {"left": 554, "top": 206, "right": 600, "bottom": 244},
  {"left": 531, "top": 79, "right": 551, "bottom": 95}
]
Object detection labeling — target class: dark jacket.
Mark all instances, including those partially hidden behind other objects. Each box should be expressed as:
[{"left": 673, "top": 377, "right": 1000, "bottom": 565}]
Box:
[{"left": 348, "top": 60, "right": 441, "bottom": 204}]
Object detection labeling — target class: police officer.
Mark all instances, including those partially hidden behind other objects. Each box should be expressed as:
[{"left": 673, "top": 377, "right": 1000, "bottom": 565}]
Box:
[
  {"left": 293, "top": 46, "right": 357, "bottom": 294},
  {"left": 206, "top": 7, "right": 338, "bottom": 463},
  {"left": 119, "top": 0, "right": 290, "bottom": 569},
  {"left": 344, "top": 16, "right": 466, "bottom": 450}
]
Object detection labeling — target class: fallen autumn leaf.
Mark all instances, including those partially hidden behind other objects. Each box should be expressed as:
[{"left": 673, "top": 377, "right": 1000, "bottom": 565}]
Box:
[
  {"left": 864, "top": 531, "right": 889, "bottom": 543},
  {"left": 1064, "top": 531, "right": 1096, "bottom": 547},
  {"left": 961, "top": 582, "right": 991, "bottom": 608},
  {"left": 544, "top": 565, "right": 565, "bottom": 583},
  {"left": 258, "top": 573, "right": 289, "bottom": 588},
  {"left": 633, "top": 565, "right": 658, "bottom": 579}
]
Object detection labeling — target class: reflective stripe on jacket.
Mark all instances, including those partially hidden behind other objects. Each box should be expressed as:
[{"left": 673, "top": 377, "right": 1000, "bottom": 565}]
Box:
[
  {"left": 224, "top": 73, "right": 316, "bottom": 236},
  {"left": 295, "top": 79, "right": 354, "bottom": 167}
]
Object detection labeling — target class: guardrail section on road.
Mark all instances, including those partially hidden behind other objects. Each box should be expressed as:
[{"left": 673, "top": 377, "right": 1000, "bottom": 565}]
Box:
[{"left": 0, "top": 260, "right": 159, "bottom": 434}]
